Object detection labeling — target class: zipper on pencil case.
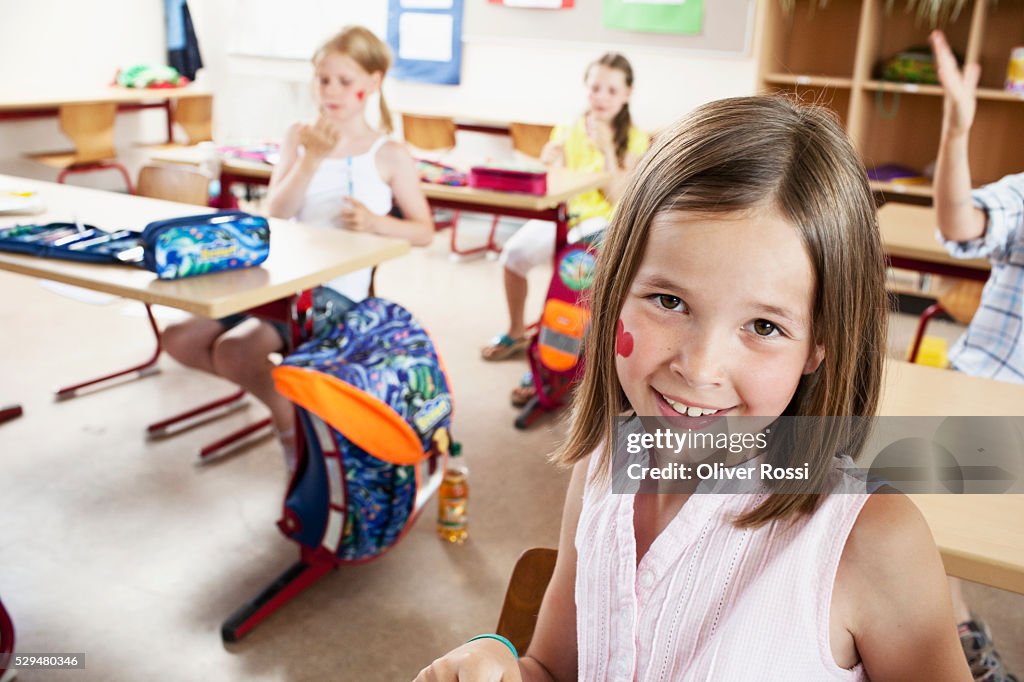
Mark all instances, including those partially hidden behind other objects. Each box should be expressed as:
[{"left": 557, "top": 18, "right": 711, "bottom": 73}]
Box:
[
  {"left": 66, "top": 230, "right": 135, "bottom": 251},
  {"left": 140, "top": 211, "right": 254, "bottom": 242}
]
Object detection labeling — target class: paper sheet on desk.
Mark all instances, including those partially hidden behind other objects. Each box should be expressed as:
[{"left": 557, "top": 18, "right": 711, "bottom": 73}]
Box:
[{"left": 0, "top": 189, "right": 44, "bottom": 215}]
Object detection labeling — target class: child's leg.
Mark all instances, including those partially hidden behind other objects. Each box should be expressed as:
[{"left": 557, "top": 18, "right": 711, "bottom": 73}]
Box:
[
  {"left": 482, "top": 220, "right": 555, "bottom": 360},
  {"left": 209, "top": 317, "right": 293, "bottom": 434},
  {"left": 162, "top": 316, "right": 235, "bottom": 373}
]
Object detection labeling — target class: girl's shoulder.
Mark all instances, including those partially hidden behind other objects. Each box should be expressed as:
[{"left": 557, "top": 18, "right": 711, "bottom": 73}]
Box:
[{"left": 371, "top": 136, "right": 414, "bottom": 167}]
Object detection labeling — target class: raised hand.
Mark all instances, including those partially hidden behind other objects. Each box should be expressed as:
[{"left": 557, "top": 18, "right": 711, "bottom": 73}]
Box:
[
  {"left": 298, "top": 116, "right": 340, "bottom": 162},
  {"left": 929, "top": 30, "right": 981, "bottom": 137}
]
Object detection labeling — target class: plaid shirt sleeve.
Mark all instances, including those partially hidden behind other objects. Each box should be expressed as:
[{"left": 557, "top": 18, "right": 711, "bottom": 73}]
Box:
[{"left": 939, "top": 172, "right": 1024, "bottom": 262}]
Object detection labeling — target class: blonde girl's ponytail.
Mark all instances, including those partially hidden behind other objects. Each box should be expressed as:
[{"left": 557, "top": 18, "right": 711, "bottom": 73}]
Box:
[{"left": 378, "top": 92, "right": 394, "bottom": 135}]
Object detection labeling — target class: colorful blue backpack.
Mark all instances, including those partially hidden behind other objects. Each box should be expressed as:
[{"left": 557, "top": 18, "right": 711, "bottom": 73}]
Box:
[{"left": 271, "top": 298, "right": 453, "bottom": 562}]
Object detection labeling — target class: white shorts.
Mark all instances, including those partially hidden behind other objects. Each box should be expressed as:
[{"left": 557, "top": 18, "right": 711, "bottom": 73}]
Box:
[{"left": 499, "top": 215, "right": 608, "bottom": 277}]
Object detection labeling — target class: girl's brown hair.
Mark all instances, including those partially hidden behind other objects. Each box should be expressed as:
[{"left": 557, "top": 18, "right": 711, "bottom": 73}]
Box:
[
  {"left": 587, "top": 53, "right": 635, "bottom": 168},
  {"left": 314, "top": 26, "right": 394, "bottom": 134},
  {"left": 556, "top": 95, "right": 888, "bottom": 527}
]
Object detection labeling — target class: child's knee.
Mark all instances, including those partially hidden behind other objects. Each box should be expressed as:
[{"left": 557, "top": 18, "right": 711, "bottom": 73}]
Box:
[
  {"left": 500, "top": 245, "right": 539, "bottom": 278},
  {"left": 212, "top": 333, "right": 275, "bottom": 384},
  {"left": 162, "top": 321, "right": 205, "bottom": 366}
]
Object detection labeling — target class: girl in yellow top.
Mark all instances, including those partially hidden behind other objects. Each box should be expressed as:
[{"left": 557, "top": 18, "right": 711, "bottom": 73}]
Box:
[{"left": 481, "top": 53, "right": 650, "bottom": 376}]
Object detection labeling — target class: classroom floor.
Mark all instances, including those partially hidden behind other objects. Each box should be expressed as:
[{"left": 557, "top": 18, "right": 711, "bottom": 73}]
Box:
[{"left": 1, "top": 167, "right": 1021, "bottom": 680}]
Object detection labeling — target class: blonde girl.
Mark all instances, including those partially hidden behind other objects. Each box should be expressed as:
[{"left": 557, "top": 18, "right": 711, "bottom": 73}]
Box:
[{"left": 163, "top": 26, "right": 432, "bottom": 470}]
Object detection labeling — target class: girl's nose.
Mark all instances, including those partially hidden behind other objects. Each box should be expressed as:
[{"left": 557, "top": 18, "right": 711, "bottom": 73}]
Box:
[{"left": 670, "top": 329, "right": 725, "bottom": 389}]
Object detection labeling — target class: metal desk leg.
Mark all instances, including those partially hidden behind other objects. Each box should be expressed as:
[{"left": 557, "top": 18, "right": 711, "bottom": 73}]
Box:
[{"left": 55, "top": 303, "right": 162, "bottom": 400}]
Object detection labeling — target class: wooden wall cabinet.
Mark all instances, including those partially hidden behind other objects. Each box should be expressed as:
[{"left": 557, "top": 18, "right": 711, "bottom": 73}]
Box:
[{"left": 758, "top": 0, "right": 1024, "bottom": 202}]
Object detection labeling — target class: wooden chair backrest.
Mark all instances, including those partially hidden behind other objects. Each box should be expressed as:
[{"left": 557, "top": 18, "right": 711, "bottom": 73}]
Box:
[
  {"left": 510, "top": 123, "right": 554, "bottom": 160},
  {"left": 495, "top": 547, "right": 558, "bottom": 655},
  {"left": 136, "top": 164, "right": 211, "bottom": 206},
  {"left": 402, "top": 114, "right": 457, "bottom": 151},
  {"left": 59, "top": 102, "right": 118, "bottom": 164},
  {"left": 174, "top": 95, "right": 213, "bottom": 144},
  {"left": 938, "top": 279, "right": 984, "bottom": 326}
]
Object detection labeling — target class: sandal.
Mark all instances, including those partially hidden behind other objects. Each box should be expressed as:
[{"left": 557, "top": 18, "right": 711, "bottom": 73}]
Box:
[
  {"left": 510, "top": 371, "right": 537, "bottom": 408},
  {"left": 481, "top": 333, "right": 529, "bottom": 361}
]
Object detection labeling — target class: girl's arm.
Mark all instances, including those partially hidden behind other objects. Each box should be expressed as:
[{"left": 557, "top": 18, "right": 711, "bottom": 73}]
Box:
[
  {"left": 412, "top": 458, "right": 588, "bottom": 682},
  {"left": 837, "top": 493, "right": 972, "bottom": 681},
  {"left": 345, "top": 140, "right": 433, "bottom": 246},
  {"left": 266, "top": 119, "right": 337, "bottom": 219},
  {"left": 599, "top": 148, "right": 642, "bottom": 206},
  {"left": 930, "top": 30, "right": 987, "bottom": 242}
]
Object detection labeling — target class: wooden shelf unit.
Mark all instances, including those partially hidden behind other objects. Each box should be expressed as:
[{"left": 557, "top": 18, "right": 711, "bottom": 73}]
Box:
[{"left": 757, "top": 0, "right": 1024, "bottom": 202}]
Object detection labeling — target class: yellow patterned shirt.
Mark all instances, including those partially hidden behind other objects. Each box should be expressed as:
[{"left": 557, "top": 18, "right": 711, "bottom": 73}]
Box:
[{"left": 551, "top": 115, "right": 650, "bottom": 224}]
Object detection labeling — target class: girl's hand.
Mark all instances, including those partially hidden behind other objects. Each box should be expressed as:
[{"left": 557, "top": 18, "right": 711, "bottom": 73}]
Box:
[
  {"left": 412, "top": 639, "right": 522, "bottom": 682},
  {"left": 585, "top": 113, "right": 615, "bottom": 157},
  {"left": 340, "top": 196, "right": 374, "bottom": 233},
  {"left": 298, "top": 116, "right": 340, "bottom": 162},
  {"left": 540, "top": 139, "right": 565, "bottom": 167},
  {"left": 929, "top": 30, "right": 980, "bottom": 138}
]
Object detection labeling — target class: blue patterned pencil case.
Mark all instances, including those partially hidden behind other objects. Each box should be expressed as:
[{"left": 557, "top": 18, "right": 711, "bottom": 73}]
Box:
[{"left": 141, "top": 211, "right": 270, "bottom": 280}]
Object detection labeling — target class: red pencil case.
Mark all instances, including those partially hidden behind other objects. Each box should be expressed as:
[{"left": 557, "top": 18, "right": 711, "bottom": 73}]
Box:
[{"left": 468, "top": 166, "right": 547, "bottom": 195}]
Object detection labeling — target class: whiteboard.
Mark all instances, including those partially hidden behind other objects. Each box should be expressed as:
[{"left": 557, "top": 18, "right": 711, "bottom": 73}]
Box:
[{"left": 228, "top": 0, "right": 390, "bottom": 60}]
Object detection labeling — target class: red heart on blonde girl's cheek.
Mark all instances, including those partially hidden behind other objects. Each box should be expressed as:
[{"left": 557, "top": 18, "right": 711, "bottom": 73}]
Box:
[
  {"left": 616, "top": 319, "right": 634, "bottom": 358},
  {"left": 356, "top": 90, "right": 365, "bottom": 101}
]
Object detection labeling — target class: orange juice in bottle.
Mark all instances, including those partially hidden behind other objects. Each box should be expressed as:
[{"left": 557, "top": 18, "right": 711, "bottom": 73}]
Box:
[{"left": 437, "top": 443, "right": 468, "bottom": 544}]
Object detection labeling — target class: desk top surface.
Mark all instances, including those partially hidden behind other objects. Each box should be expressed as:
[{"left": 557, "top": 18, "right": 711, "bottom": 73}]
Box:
[
  {"left": 0, "top": 86, "right": 212, "bottom": 110},
  {"left": 878, "top": 202, "right": 990, "bottom": 273},
  {"left": 881, "top": 360, "right": 1024, "bottom": 594},
  {"left": 151, "top": 146, "right": 610, "bottom": 212},
  {"left": 0, "top": 175, "right": 409, "bottom": 318}
]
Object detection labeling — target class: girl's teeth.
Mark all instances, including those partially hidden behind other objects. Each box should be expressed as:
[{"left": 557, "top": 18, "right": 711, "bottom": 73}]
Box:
[{"left": 663, "top": 394, "right": 719, "bottom": 416}]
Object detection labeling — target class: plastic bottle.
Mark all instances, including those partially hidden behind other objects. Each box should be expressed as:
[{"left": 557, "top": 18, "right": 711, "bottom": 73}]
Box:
[{"left": 437, "top": 442, "right": 468, "bottom": 544}]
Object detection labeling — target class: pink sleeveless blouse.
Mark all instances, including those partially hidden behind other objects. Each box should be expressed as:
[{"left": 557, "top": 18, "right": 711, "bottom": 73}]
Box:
[{"left": 574, "top": 453, "right": 869, "bottom": 680}]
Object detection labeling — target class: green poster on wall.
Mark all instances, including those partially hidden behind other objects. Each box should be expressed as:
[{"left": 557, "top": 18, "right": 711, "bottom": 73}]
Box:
[{"left": 603, "top": 0, "right": 703, "bottom": 35}]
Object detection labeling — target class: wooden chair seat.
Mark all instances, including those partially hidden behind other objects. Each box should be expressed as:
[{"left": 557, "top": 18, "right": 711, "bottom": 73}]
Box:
[
  {"left": 510, "top": 122, "right": 555, "bottom": 161},
  {"left": 26, "top": 101, "right": 132, "bottom": 191},
  {"left": 136, "top": 163, "right": 211, "bottom": 206},
  {"left": 495, "top": 547, "right": 558, "bottom": 655},
  {"left": 139, "top": 95, "right": 214, "bottom": 152}
]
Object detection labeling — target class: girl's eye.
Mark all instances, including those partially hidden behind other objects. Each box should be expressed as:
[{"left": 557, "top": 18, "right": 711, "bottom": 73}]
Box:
[
  {"left": 654, "top": 294, "right": 685, "bottom": 312},
  {"left": 751, "top": 319, "right": 779, "bottom": 337}
]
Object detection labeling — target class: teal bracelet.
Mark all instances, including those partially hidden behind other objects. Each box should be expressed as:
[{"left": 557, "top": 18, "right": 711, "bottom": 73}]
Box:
[{"left": 467, "top": 633, "right": 518, "bottom": 659}]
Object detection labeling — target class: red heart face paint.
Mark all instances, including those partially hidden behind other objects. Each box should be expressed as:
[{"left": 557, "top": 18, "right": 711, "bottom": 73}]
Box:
[
  {"left": 356, "top": 90, "right": 365, "bottom": 102},
  {"left": 616, "top": 319, "right": 634, "bottom": 358}
]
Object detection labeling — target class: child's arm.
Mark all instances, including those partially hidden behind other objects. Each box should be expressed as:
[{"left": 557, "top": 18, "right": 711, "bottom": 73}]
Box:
[
  {"left": 342, "top": 140, "right": 433, "bottom": 247},
  {"left": 930, "top": 30, "right": 987, "bottom": 243},
  {"left": 266, "top": 119, "right": 339, "bottom": 219},
  {"left": 584, "top": 115, "right": 642, "bottom": 205},
  {"left": 412, "top": 458, "right": 588, "bottom": 682},
  {"left": 837, "top": 493, "right": 972, "bottom": 680}
]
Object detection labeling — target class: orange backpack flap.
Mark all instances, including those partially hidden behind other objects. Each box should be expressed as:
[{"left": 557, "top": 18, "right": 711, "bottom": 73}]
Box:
[
  {"left": 538, "top": 299, "right": 590, "bottom": 372},
  {"left": 273, "top": 365, "right": 425, "bottom": 465}
]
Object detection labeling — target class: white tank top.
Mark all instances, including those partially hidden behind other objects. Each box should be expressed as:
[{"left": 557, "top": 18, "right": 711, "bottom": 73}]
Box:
[
  {"left": 296, "top": 136, "right": 392, "bottom": 302},
  {"left": 575, "top": 451, "right": 869, "bottom": 681}
]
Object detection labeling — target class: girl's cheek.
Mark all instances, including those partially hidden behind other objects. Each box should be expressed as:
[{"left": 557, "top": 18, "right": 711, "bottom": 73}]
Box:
[{"left": 616, "top": 319, "right": 634, "bottom": 358}]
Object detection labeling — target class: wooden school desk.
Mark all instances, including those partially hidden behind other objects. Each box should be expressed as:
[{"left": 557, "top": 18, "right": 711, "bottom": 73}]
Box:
[
  {"left": 149, "top": 145, "right": 610, "bottom": 245},
  {"left": 0, "top": 174, "right": 408, "bottom": 317},
  {"left": 878, "top": 203, "right": 991, "bottom": 282},
  {"left": 881, "top": 360, "right": 1024, "bottom": 595},
  {"left": 0, "top": 86, "right": 213, "bottom": 147}
]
